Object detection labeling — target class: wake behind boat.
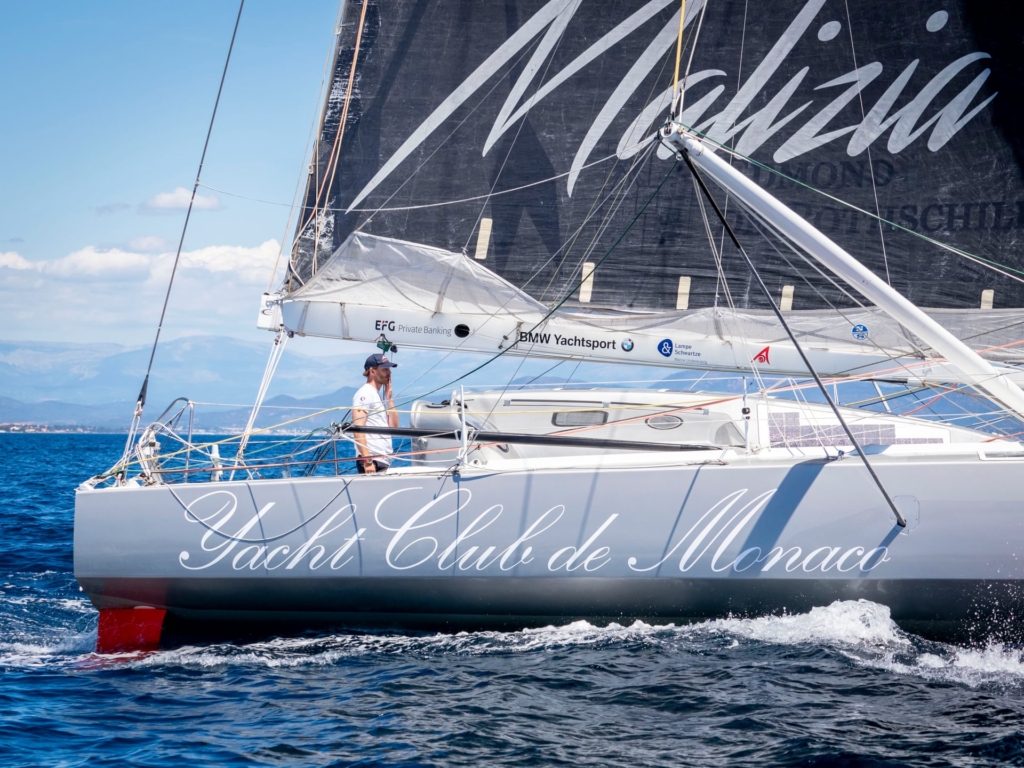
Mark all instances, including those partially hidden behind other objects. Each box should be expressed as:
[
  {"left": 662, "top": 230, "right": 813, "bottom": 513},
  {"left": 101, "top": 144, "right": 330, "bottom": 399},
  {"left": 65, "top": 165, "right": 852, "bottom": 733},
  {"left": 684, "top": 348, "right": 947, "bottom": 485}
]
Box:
[{"left": 75, "top": 0, "right": 1024, "bottom": 651}]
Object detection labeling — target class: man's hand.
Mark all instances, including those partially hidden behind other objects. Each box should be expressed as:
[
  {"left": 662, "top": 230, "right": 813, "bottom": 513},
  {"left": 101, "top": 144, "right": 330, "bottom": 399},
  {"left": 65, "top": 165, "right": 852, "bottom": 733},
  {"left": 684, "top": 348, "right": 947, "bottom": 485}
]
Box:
[
  {"left": 384, "top": 379, "right": 393, "bottom": 402},
  {"left": 362, "top": 458, "right": 376, "bottom": 474}
]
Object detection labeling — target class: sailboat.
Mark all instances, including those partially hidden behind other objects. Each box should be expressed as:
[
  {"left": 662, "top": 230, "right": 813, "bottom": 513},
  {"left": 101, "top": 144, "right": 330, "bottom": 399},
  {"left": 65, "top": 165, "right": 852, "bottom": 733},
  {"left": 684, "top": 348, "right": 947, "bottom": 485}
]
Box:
[{"left": 75, "top": 0, "right": 1024, "bottom": 651}]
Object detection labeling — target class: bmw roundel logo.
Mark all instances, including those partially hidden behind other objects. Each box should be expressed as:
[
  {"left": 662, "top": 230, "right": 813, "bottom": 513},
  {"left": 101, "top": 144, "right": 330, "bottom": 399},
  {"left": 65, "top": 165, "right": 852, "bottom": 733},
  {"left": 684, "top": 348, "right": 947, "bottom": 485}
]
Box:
[
  {"left": 622, "top": 339, "right": 634, "bottom": 352},
  {"left": 658, "top": 339, "right": 673, "bottom": 357}
]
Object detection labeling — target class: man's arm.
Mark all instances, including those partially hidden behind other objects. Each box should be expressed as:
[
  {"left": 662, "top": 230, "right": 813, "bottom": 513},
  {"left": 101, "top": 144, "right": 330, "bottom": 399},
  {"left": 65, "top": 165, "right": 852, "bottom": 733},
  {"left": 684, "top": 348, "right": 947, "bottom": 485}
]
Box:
[
  {"left": 351, "top": 408, "right": 376, "bottom": 473},
  {"left": 384, "top": 380, "right": 399, "bottom": 428}
]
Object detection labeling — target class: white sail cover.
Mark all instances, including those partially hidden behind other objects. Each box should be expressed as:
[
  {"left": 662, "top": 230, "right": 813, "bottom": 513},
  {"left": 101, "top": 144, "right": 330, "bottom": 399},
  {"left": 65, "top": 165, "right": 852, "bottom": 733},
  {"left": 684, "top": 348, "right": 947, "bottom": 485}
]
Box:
[
  {"left": 283, "top": 231, "right": 1024, "bottom": 368},
  {"left": 287, "top": 232, "right": 545, "bottom": 318}
]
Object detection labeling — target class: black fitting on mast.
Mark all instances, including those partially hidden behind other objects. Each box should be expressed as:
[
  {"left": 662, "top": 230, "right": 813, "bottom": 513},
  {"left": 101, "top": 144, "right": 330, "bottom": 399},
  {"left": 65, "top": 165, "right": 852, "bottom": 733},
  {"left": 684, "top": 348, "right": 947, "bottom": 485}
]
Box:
[
  {"left": 679, "top": 144, "right": 907, "bottom": 529},
  {"left": 136, "top": 375, "right": 149, "bottom": 411}
]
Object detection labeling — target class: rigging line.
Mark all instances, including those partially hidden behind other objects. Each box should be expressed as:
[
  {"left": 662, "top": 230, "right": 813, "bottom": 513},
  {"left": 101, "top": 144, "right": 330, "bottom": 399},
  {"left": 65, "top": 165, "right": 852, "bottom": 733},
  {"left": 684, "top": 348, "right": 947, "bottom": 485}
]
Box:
[
  {"left": 901, "top": 386, "right": 963, "bottom": 417},
  {"left": 737, "top": 196, "right": 934, "bottom": 369},
  {"left": 539, "top": 38, "right": 678, "bottom": 300},
  {"left": 387, "top": 160, "right": 682, "bottom": 406},
  {"left": 678, "top": 0, "right": 708, "bottom": 117},
  {"left": 391, "top": 157, "right": 681, "bottom": 411},
  {"left": 958, "top": 319, "right": 1024, "bottom": 346},
  {"left": 679, "top": 129, "right": 1024, "bottom": 284},
  {"left": 516, "top": 359, "right": 566, "bottom": 390},
  {"left": 691, "top": 170, "right": 768, "bottom": 383},
  {"left": 672, "top": 135, "right": 766, "bottom": 386},
  {"left": 693, "top": 175, "right": 734, "bottom": 310},
  {"left": 715, "top": 0, "right": 748, "bottom": 308},
  {"left": 132, "top": 0, "right": 245, "bottom": 423},
  {"left": 731, "top": 195, "right": 1024, "bottom": 386},
  {"left": 846, "top": 385, "right": 933, "bottom": 409},
  {"left": 268, "top": 0, "right": 345, "bottom": 294},
  {"left": 843, "top": 0, "right": 891, "bottom": 286},
  {"left": 391, "top": 151, "right": 656, "bottom": 403},
  {"left": 308, "top": 0, "right": 370, "bottom": 274},
  {"left": 393, "top": 156, "right": 657, "bottom": 410},
  {"left": 204, "top": 155, "right": 623, "bottom": 212},
  {"left": 356, "top": 36, "right": 547, "bottom": 229},
  {"left": 752, "top": 227, "right": 928, "bottom": 368},
  {"left": 543, "top": 109, "right": 668, "bottom": 301},
  {"left": 537, "top": 145, "right": 640, "bottom": 301},
  {"left": 683, "top": 150, "right": 907, "bottom": 528},
  {"left": 557, "top": 146, "right": 657, "bottom": 293},
  {"left": 671, "top": 0, "right": 687, "bottom": 113},
  {"left": 476, "top": 350, "right": 531, "bottom": 434},
  {"left": 462, "top": 0, "right": 579, "bottom": 255},
  {"left": 199, "top": 156, "right": 621, "bottom": 211},
  {"left": 933, "top": 384, "right": 1017, "bottom": 430},
  {"left": 441, "top": 0, "right": 579, "bottom": 315},
  {"left": 563, "top": 358, "right": 584, "bottom": 387},
  {"left": 391, "top": 144, "right": 658, "bottom": 398},
  {"left": 531, "top": 157, "right": 680, "bottom": 330},
  {"left": 745, "top": 235, "right": 933, "bottom": 387},
  {"left": 282, "top": 32, "right": 547, "bottom": 295}
]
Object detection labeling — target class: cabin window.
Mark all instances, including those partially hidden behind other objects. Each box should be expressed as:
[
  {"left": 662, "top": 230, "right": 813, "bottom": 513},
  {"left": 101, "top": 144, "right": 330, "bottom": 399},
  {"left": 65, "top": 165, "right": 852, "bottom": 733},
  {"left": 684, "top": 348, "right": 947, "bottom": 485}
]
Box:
[{"left": 552, "top": 410, "right": 608, "bottom": 427}]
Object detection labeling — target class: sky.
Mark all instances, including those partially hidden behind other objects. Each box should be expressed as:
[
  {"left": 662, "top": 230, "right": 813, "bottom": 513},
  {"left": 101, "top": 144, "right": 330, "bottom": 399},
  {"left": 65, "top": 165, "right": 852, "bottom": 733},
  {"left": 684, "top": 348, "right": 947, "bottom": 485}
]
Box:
[
  {"left": 0, "top": 0, "right": 342, "bottom": 348},
  {"left": 0, "top": 1, "right": 661, "bottom": 395}
]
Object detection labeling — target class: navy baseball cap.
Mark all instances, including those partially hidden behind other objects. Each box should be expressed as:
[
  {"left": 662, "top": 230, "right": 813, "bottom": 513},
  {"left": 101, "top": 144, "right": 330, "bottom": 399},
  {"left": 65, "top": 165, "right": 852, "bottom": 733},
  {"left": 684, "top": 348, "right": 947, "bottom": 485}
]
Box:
[{"left": 364, "top": 353, "right": 397, "bottom": 370}]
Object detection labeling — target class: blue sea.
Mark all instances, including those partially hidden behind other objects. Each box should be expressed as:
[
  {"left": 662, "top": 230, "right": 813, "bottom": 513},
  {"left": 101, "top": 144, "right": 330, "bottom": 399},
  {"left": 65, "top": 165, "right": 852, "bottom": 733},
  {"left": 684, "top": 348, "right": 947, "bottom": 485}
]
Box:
[{"left": 4, "top": 433, "right": 1024, "bottom": 767}]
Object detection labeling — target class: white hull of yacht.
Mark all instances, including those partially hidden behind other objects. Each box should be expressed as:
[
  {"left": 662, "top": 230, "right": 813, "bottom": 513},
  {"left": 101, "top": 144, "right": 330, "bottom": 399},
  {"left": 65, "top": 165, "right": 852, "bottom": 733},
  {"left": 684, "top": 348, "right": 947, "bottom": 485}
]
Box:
[{"left": 75, "top": 443, "right": 1024, "bottom": 642}]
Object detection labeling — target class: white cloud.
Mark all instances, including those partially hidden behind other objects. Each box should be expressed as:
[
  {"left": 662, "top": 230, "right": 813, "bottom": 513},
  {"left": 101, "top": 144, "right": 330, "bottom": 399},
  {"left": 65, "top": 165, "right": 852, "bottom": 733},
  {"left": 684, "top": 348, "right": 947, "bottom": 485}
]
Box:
[
  {"left": 47, "top": 246, "right": 153, "bottom": 278},
  {"left": 0, "top": 251, "right": 32, "bottom": 270},
  {"left": 179, "top": 242, "right": 281, "bottom": 278},
  {"left": 0, "top": 242, "right": 278, "bottom": 282},
  {"left": 0, "top": 246, "right": 151, "bottom": 278},
  {"left": 0, "top": 240, "right": 281, "bottom": 343},
  {"left": 127, "top": 236, "right": 169, "bottom": 252},
  {"left": 140, "top": 186, "right": 220, "bottom": 214}
]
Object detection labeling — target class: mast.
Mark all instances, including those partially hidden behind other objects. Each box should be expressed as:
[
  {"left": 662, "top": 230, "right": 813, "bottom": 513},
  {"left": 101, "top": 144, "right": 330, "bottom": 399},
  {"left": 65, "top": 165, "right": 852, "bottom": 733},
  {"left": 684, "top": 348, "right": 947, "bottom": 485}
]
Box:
[{"left": 661, "top": 123, "right": 1024, "bottom": 422}]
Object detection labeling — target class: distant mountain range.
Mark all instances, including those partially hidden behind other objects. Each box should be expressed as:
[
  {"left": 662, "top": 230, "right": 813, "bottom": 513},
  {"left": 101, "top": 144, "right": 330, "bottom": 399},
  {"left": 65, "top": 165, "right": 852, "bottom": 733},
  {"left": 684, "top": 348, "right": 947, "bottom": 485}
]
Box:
[
  {"left": 0, "top": 336, "right": 749, "bottom": 432},
  {"left": 0, "top": 388, "right": 359, "bottom": 433},
  {"left": 0, "top": 336, "right": 370, "bottom": 431},
  {"left": 0, "top": 336, "right": 362, "bottom": 405}
]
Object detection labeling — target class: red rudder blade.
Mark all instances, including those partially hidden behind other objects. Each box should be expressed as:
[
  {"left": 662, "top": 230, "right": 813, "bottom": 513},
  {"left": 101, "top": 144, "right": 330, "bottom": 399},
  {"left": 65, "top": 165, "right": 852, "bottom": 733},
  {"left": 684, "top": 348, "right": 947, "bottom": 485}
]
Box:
[{"left": 97, "top": 607, "right": 167, "bottom": 653}]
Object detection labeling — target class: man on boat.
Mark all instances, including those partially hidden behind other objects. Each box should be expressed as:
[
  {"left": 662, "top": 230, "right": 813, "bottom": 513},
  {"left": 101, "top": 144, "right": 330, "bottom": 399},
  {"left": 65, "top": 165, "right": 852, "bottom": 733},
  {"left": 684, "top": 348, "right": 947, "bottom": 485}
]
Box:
[{"left": 352, "top": 353, "right": 399, "bottom": 473}]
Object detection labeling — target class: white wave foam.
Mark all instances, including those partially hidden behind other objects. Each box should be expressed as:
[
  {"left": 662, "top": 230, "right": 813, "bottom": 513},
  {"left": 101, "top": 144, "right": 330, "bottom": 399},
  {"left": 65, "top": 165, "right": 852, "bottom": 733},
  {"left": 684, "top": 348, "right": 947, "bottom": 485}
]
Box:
[
  {"left": 129, "top": 619, "right": 674, "bottom": 670},
  {"left": 130, "top": 602, "right": 909, "bottom": 671},
  {"left": 0, "top": 632, "right": 97, "bottom": 668},
  {"left": 3, "top": 594, "right": 1020, "bottom": 692},
  {"left": 708, "top": 599, "right": 909, "bottom": 648},
  {"left": 0, "top": 589, "right": 98, "bottom": 669},
  {"left": 871, "top": 643, "right": 1024, "bottom": 688}
]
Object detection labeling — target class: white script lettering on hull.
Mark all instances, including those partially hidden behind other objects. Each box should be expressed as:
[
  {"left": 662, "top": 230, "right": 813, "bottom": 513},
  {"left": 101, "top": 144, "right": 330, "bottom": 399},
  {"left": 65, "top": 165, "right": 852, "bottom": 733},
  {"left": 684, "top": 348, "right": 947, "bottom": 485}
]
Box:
[
  {"left": 626, "top": 490, "right": 890, "bottom": 574},
  {"left": 176, "top": 488, "right": 890, "bottom": 575}
]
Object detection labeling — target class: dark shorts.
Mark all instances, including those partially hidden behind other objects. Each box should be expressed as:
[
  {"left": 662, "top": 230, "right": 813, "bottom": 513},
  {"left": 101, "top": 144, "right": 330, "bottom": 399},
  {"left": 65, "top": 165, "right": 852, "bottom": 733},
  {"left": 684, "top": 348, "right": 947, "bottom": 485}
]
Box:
[{"left": 356, "top": 459, "right": 390, "bottom": 474}]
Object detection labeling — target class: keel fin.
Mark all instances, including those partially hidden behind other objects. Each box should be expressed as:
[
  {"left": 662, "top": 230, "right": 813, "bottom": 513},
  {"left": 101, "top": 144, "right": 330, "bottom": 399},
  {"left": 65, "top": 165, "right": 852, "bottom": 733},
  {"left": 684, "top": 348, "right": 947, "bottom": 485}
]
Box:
[{"left": 97, "top": 607, "right": 167, "bottom": 654}]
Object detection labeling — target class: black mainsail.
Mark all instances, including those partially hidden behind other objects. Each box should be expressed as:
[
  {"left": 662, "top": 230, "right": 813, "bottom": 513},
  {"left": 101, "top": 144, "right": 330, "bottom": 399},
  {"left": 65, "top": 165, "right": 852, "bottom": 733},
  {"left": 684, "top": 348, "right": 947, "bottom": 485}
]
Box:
[{"left": 289, "top": 0, "right": 1024, "bottom": 318}]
